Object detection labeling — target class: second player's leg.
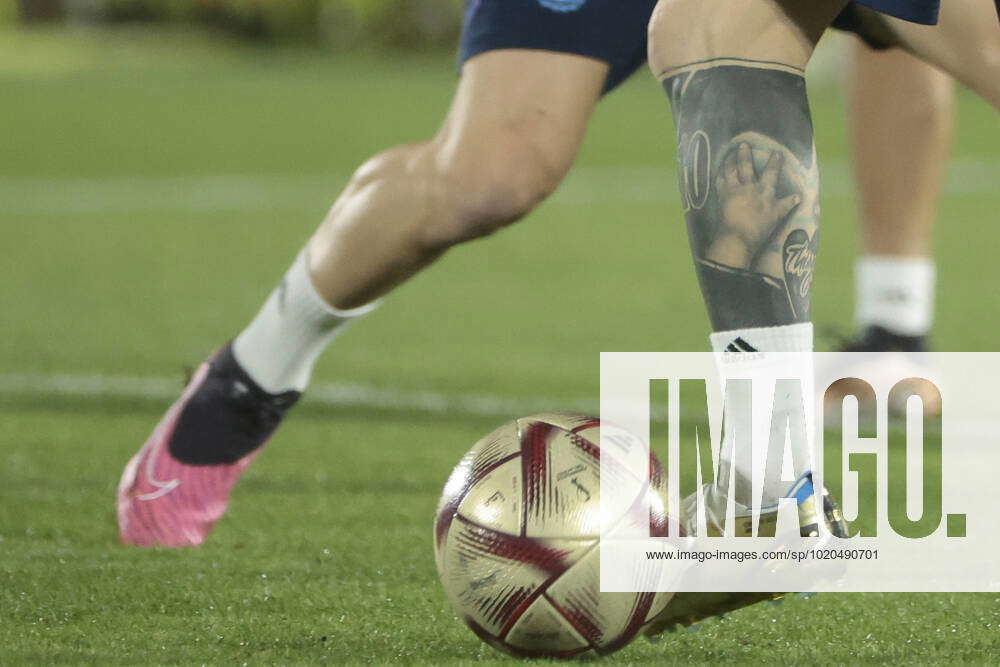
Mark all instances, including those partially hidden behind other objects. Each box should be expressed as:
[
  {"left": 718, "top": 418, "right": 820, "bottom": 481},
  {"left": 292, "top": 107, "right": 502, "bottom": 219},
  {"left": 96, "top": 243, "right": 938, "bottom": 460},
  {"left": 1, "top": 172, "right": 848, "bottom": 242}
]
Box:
[
  {"left": 850, "top": 45, "right": 952, "bottom": 260},
  {"left": 848, "top": 44, "right": 952, "bottom": 348}
]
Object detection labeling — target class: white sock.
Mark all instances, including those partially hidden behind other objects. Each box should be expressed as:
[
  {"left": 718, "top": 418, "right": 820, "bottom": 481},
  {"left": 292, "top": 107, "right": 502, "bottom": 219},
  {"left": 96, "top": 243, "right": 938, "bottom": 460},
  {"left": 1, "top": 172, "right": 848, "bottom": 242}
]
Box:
[
  {"left": 855, "top": 255, "right": 935, "bottom": 337},
  {"left": 709, "top": 323, "right": 815, "bottom": 510},
  {"left": 232, "top": 250, "right": 378, "bottom": 394}
]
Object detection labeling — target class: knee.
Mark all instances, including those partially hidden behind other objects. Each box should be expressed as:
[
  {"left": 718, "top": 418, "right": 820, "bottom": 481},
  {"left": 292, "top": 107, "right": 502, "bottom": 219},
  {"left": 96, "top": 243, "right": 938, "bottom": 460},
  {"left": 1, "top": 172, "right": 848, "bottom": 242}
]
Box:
[
  {"left": 418, "top": 143, "right": 566, "bottom": 249},
  {"left": 647, "top": 0, "right": 735, "bottom": 77},
  {"left": 914, "top": 77, "right": 955, "bottom": 124},
  {"left": 952, "top": 37, "right": 1000, "bottom": 110},
  {"left": 337, "top": 138, "right": 567, "bottom": 253},
  {"left": 647, "top": 0, "right": 688, "bottom": 77},
  {"left": 648, "top": 0, "right": 829, "bottom": 76}
]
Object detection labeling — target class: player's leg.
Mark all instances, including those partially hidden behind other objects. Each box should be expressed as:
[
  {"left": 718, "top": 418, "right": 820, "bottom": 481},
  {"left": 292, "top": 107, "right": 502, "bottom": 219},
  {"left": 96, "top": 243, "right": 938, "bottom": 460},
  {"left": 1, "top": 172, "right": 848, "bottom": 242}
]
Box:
[
  {"left": 643, "top": 3, "right": 869, "bottom": 635},
  {"left": 306, "top": 53, "right": 599, "bottom": 311},
  {"left": 117, "top": 50, "right": 609, "bottom": 548},
  {"left": 846, "top": 44, "right": 953, "bottom": 351},
  {"left": 239, "top": 49, "right": 607, "bottom": 390},
  {"left": 118, "top": 0, "right": 658, "bottom": 548},
  {"left": 648, "top": 0, "right": 847, "bottom": 512}
]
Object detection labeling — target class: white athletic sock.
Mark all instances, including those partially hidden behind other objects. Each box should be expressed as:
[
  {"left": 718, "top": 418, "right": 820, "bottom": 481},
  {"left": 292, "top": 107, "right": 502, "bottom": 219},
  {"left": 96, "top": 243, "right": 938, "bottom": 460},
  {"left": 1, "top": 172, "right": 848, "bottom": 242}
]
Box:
[
  {"left": 855, "top": 255, "right": 935, "bottom": 337},
  {"left": 232, "top": 250, "right": 378, "bottom": 394},
  {"left": 708, "top": 323, "right": 815, "bottom": 511}
]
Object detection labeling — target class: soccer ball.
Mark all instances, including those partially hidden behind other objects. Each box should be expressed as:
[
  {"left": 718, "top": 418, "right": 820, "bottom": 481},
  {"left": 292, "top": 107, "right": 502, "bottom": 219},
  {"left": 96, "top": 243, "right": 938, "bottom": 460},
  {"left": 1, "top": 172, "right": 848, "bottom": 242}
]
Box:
[{"left": 433, "top": 413, "right": 671, "bottom": 657}]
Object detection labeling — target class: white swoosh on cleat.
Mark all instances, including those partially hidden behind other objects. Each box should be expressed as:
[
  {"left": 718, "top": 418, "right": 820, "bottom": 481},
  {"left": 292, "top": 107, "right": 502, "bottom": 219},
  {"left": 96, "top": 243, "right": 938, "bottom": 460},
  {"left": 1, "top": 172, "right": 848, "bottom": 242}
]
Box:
[
  {"left": 135, "top": 429, "right": 180, "bottom": 501},
  {"left": 132, "top": 364, "right": 211, "bottom": 502}
]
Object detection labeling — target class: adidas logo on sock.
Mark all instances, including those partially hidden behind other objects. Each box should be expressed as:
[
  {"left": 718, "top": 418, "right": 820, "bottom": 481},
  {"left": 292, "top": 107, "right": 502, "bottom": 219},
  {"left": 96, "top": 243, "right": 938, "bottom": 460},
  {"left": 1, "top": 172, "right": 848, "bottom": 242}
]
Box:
[
  {"left": 722, "top": 337, "right": 764, "bottom": 361},
  {"left": 725, "top": 337, "right": 759, "bottom": 353}
]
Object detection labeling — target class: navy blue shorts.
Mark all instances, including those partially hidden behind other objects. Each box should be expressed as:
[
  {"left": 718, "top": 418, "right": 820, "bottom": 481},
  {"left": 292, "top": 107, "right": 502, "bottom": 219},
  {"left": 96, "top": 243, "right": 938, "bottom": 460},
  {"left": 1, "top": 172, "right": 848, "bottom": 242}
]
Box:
[
  {"left": 459, "top": 0, "right": 951, "bottom": 95},
  {"left": 459, "top": 0, "right": 656, "bottom": 93},
  {"left": 844, "top": 0, "right": 940, "bottom": 24},
  {"left": 832, "top": 1, "right": 942, "bottom": 48}
]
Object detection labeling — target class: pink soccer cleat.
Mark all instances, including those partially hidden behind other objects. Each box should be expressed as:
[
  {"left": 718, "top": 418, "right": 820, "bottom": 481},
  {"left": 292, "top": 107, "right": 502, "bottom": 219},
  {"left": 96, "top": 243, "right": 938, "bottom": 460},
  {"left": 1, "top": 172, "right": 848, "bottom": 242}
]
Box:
[{"left": 117, "top": 344, "right": 300, "bottom": 547}]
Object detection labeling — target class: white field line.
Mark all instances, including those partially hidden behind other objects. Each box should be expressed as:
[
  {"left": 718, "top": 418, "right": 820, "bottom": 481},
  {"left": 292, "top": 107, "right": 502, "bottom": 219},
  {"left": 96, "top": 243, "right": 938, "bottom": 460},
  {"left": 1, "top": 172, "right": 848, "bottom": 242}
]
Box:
[
  {"left": 1, "top": 158, "right": 998, "bottom": 216},
  {"left": 4, "top": 371, "right": 999, "bottom": 438},
  {"left": 0, "top": 372, "right": 599, "bottom": 419}
]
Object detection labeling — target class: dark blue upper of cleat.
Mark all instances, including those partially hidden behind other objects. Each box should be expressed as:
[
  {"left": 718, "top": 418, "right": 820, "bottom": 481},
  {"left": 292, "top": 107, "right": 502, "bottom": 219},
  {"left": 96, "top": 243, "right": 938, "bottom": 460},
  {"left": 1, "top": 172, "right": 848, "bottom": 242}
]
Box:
[{"left": 167, "top": 344, "right": 300, "bottom": 466}]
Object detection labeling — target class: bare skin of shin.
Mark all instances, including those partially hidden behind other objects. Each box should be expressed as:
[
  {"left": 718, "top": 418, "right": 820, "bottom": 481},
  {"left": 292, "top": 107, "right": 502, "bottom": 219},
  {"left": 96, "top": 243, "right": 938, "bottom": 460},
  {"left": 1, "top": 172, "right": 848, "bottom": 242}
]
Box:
[{"left": 849, "top": 43, "right": 953, "bottom": 258}]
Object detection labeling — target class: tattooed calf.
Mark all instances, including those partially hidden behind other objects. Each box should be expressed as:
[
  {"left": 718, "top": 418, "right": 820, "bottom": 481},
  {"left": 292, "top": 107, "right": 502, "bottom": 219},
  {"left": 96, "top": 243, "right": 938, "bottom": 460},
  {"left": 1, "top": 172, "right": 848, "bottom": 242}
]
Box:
[{"left": 665, "top": 61, "right": 820, "bottom": 329}]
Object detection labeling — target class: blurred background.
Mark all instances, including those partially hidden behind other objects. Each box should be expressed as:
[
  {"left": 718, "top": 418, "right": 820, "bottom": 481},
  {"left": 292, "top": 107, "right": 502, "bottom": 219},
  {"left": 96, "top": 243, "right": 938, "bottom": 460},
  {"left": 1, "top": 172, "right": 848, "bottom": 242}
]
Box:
[
  {"left": 11, "top": 0, "right": 463, "bottom": 47},
  {"left": 3, "top": 2, "right": 1000, "bottom": 663}
]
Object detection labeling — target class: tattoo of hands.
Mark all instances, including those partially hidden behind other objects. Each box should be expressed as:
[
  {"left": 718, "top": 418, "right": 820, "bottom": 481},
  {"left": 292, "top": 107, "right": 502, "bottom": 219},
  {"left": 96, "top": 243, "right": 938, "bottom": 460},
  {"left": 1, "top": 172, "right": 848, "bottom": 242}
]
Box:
[{"left": 705, "top": 142, "right": 802, "bottom": 269}]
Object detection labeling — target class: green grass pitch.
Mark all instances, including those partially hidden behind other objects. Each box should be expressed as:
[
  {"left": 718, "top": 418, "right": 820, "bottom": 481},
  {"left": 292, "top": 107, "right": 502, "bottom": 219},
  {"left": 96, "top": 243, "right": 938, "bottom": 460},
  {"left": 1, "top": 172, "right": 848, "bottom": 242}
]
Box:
[{"left": 2, "top": 26, "right": 1000, "bottom": 664}]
